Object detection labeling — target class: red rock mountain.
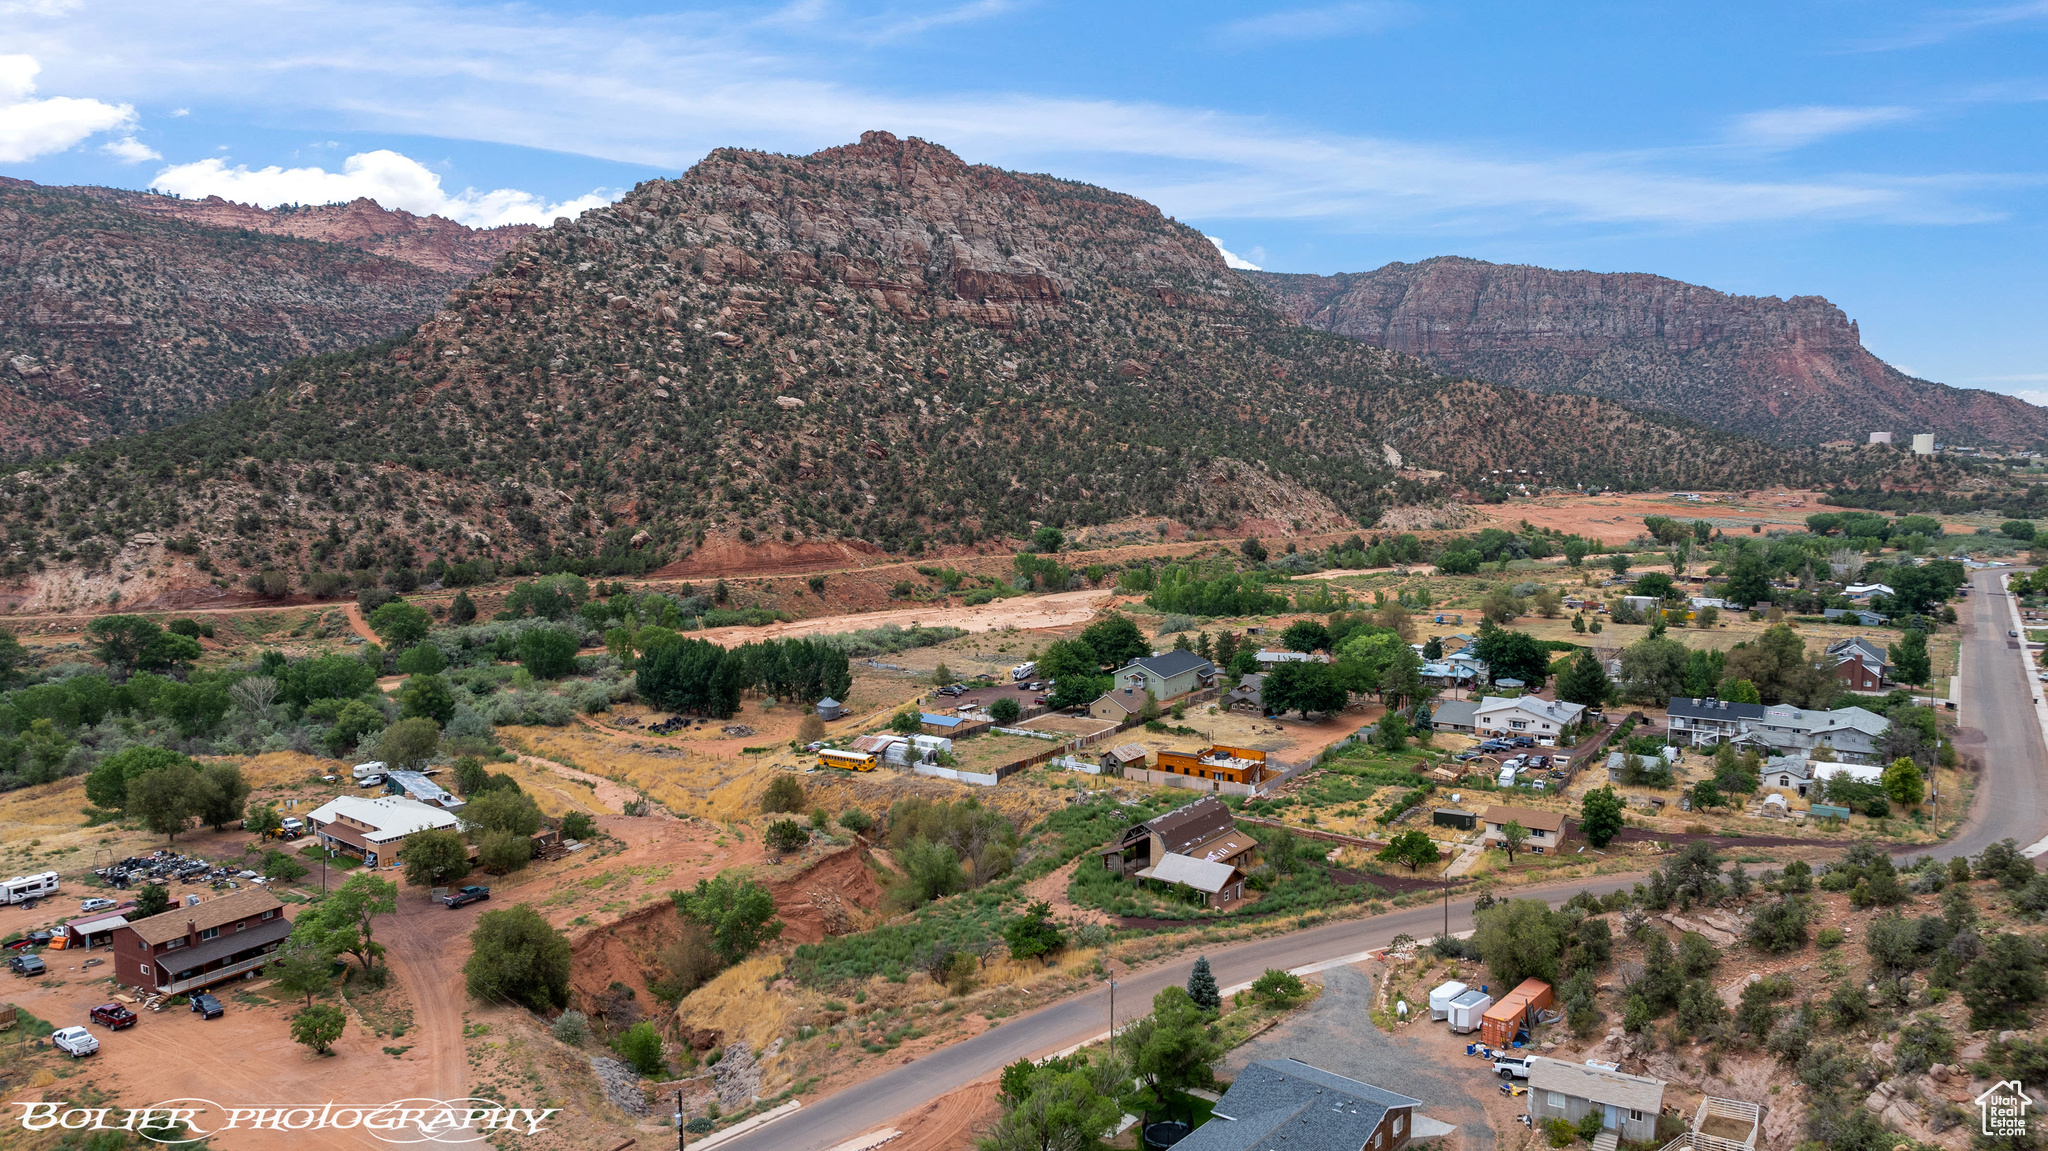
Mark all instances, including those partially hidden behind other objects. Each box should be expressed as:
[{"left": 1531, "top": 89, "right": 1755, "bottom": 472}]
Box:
[
  {"left": 71, "top": 187, "right": 533, "bottom": 275},
  {"left": 0, "top": 178, "right": 508, "bottom": 456},
  {"left": 1249, "top": 256, "right": 2048, "bottom": 447}
]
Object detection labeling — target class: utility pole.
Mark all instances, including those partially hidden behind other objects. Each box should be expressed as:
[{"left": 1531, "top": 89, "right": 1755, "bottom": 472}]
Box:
[
  {"left": 674, "top": 1090, "right": 686, "bottom": 1149},
  {"left": 1105, "top": 961, "right": 1120, "bottom": 1063}
]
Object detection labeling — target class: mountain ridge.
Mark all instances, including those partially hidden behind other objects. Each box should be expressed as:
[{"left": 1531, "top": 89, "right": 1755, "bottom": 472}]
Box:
[{"left": 1247, "top": 256, "right": 2048, "bottom": 447}]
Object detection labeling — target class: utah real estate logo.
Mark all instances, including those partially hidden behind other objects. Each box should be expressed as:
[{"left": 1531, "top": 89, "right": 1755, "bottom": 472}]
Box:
[{"left": 1978, "top": 1080, "right": 2033, "bottom": 1138}]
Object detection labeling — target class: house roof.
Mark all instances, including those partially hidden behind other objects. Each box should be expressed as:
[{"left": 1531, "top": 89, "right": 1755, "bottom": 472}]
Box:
[
  {"left": 1665, "top": 697, "right": 1768, "bottom": 722},
  {"left": 918, "top": 712, "right": 966, "bottom": 728},
  {"left": 385, "top": 770, "right": 462, "bottom": 810},
  {"left": 1525, "top": 1056, "right": 1666, "bottom": 1113},
  {"left": 1104, "top": 743, "right": 1148, "bottom": 764},
  {"left": 1182, "top": 826, "right": 1259, "bottom": 864},
  {"left": 1143, "top": 796, "right": 1238, "bottom": 854},
  {"left": 851, "top": 734, "right": 904, "bottom": 753},
  {"left": 150, "top": 914, "right": 292, "bottom": 972},
  {"left": 1184, "top": 1059, "right": 1422, "bottom": 1151},
  {"left": 305, "top": 795, "right": 461, "bottom": 844},
  {"left": 1091, "top": 691, "right": 1142, "bottom": 716},
  {"left": 123, "top": 887, "right": 285, "bottom": 946},
  {"left": 1128, "top": 650, "right": 1218, "bottom": 679},
  {"left": 1432, "top": 699, "right": 1479, "bottom": 725},
  {"left": 1483, "top": 805, "right": 1567, "bottom": 834},
  {"left": 1475, "top": 696, "right": 1585, "bottom": 724},
  {"left": 66, "top": 913, "right": 128, "bottom": 936},
  {"left": 1136, "top": 852, "right": 1244, "bottom": 894}
]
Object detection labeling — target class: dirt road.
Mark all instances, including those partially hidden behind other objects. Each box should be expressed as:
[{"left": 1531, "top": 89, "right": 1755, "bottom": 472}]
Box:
[
  {"left": 381, "top": 888, "right": 475, "bottom": 1102},
  {"left": 693, "top": 587, "right": 1115, "bottom": 647}
]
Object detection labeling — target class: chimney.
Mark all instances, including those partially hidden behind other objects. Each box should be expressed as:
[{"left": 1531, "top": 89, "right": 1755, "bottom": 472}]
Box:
[{"left": 186, "top": 919, "right": 197, "bottom": 946}]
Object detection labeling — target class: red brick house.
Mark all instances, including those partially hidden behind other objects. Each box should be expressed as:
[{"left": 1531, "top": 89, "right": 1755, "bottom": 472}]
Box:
[{"left": 111, "top": 887, "right": 290, "bottom": 996}]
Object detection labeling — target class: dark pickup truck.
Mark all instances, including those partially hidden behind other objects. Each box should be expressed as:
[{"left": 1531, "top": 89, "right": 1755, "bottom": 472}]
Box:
[
  {"left": 90, "top": 1003, "right": 138, "bottom": 1030},
  {"left": 444, "top": 885, "right": 491, "bottom": 909}
]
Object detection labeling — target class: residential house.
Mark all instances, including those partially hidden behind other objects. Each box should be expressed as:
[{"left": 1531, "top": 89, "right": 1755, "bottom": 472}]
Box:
[
  {"left": 1255, "top": 650, "right": 1314, "bottom": 666},
  {"left": 1088, "top": 689, "right": 1145, "bottom": 723},
  {"left": 1473, "top": 696, "right": 1585, "bottom": 745},
  {"left": 1604, "top": 746, "right": 1675, "bottom": 783},
  {"left": 1826, "top": 636, "right": 1891, "bottom": 690},
  {"left": 1220, "top": 673, "right": 1266, "bottom": 714},
  {"left": 1431, "top": 699, "right": 1479, "bottom": 734},
  {"left": 1115, "top": 650, "right": 1217, "bottom": 700},
  {"left": 1157, "top": 744, "right": 1270, "bottom": 787},
  {"left": 1690, "top": 596, "right": 1731, "bottom": 611},
  {"left": 1524, "top": 1057, "right": 1667, "bottom": 1144},
  {"left": 918, "top": 712, "right": 969, "bottom": 735},
  {"left": 1482, "top": 805, "right": 1568, "bottom": 853},
  {"left": 112, "top": 887, "right": 289, "bottom": 996},
  {"left": 305, "top": 794, "right": 462, "bottom": 868},
  {"left": 1420, "top": 661, "right": 1479, "bottom": 689},
  {"left": 1622, "top": 595, "right": 1663, "bottom": 616},
  {"left": 1761, "top": 753, "right": 1815, "bottom": 798},
  {"left": 1098, "top": 796, "right": 1257, "bottom": 877},
  {"left": 1824, "top": 608, "right": 1889, "bottom": 628},
  {"left": 1135, "top": 853, "right": 1247, "bottom": 907},
  {"left": 1666, "top": 697, "right": 1768, "bottom": 748},
  {"left": 1175, "top": 1059, "right": 1430, "bottom": 1151},
  {"left": 1846, "top": 583, "right": 1897, "bottom": 600}
]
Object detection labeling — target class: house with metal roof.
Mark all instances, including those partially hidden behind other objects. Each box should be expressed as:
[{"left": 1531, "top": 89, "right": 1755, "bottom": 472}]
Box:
[
  {"left": 1431, "top": 698, "right": 1479, "bottom": 733},
  {"left": 305, "top": 794, "right": 461, "bottom": 866},
  {"left": 383, "top": 769, "right": 465, "bottom": 811},
  {"left": 1097, "top": 743, "right": 1148, "bottom": 775},
  {"left": 1473, "top": 696, "right": 1584, "bottom": 744},
  {"left": 1098, "top": 796, "right": 1255, "bottom": 877},
  {"left": 1525, "top": 1056, "right": 1667, "bottom": 1144},
  {"left": 1666, "top": 696, "right": 1768, "bottom": 747},
  {"left": 1135, "top": 853, "right": 1246, "bottom": 906},
  {"left": 1116, "top": 650, "right": 1218, "bottom": 699},
  {"left": 1177, "top": 1059, "right": 1432, "bottom": 1151}
]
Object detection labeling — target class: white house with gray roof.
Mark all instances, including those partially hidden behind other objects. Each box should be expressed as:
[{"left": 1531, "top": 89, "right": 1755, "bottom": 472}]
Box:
[
  {"left": 1474, "top": 696, "right": 1585, "bottom": 745},
  {"left": 1525, "top": 1056, "right": 1667, "bottom": 1144}
]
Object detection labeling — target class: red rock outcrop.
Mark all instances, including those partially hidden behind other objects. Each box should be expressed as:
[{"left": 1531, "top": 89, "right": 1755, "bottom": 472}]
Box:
[{"left": 1251, "top": 257, "right": 2048, "bottom": 447}]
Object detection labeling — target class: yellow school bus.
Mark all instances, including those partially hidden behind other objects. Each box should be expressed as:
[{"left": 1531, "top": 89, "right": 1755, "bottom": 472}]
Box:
[{"left": 818, "top": 748, "right": 879, "bottom": 772}]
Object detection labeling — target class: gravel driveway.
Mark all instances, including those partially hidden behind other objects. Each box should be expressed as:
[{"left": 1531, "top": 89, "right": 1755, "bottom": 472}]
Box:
[{"left": 1221, "top": 965, "right": 1496, "bottom": 1151}]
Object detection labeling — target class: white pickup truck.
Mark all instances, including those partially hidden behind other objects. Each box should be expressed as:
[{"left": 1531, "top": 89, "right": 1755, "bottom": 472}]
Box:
[
  {"left": 52, "top": 1026, "right": 100, "bottom": 1058},
  {"left": 1494, "top": 1055, "right": 1533, "bottom": 1080}
]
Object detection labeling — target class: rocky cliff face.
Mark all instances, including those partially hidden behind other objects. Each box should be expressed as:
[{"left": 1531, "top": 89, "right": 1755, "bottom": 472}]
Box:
[
  {"left": 72, "top": 188, "right": 534, "bottom": 275},
  {"left": 0, "top": 180, "right": 475, "bottom": 455},
  {"left": 1250, "top": 257, "right": 2048, "bottom": 446},
  {"left": 2, "top": 133, "right": 1905, "bottom": 596}
]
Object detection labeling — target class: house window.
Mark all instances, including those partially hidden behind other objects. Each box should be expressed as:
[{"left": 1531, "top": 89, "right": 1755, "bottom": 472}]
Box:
[
  {"left": 235, "top": 921, "right": 247, "bottom": 932},
  {"left": 198, "top": 927, "right": 219, "bottom": 941},
  {"left": 1394, "top": 1115, "right": 1406, "bottom": 1136},
  {"left": 1371, "top": 1134, "right": 1382, "bottom": 1149},
  {"left": 261, "top": 909, "right": 278, "bottom": 920},
  {"left": 163, "top": 938, "right": 186, "bottom": 952},
  {"left": 1630, "top": 1111, "right": 1642, "bottom": 1122},
  {"left": 1548, "top": 1092, "right": 1566, "bottom": 1109},
  {"left": 139, "top": 964, "right": 151, "bottom": 979}
]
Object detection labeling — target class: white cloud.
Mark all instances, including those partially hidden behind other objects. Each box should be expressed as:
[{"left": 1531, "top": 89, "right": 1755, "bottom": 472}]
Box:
[
  {"left": 1729, "top": 105, "right": 1917, "bottom": 149},
  {"left": 0, "top": 53, "right": 135, "bottom": 163},
  {"left": 1215, "top": 1, "right": 1414, "bottom": 45},
  {"left": 148, "top": 149, "right": 614, "bottom": 228},
  {"left": 1206, "top": 236, "right": 1263, "bottom": 270},
  {"left": 0, "top": 1, "right": 2005, "bottom": 231},
  {"left": 1854, "top": 0, "right": 2048, "bottom": 51},
  {"left": 100, "top": 135, "right": 159, "bottom": 163}
]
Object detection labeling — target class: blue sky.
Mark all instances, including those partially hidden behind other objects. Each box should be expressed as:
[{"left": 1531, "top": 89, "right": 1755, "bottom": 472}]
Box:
[{"left": 2, "top": 0, "right": 2043, "bottom": 399}]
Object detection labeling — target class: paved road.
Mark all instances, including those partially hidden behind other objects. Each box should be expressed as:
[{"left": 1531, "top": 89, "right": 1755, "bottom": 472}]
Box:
[{"left": 718, "top": 568, "right": 2048, "bottom": 1151}]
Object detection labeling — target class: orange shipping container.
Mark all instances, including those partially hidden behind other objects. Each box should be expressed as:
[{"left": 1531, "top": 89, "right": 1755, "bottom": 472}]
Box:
[{"left": 1479, "top": 977, "right": 1553, "bottom": 1046}]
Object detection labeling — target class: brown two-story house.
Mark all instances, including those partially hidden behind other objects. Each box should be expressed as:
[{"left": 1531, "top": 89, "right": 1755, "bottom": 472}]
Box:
[{"left": 112, "top": 887, "right": 290, "bottom": 996}]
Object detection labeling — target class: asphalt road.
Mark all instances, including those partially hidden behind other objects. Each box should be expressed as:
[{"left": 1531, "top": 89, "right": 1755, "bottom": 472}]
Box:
[{"left": 717, "top": 568, "right": 2048, "bottom": 1151}]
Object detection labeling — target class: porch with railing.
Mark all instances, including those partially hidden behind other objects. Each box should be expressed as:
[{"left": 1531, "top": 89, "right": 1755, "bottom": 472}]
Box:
[{"left": 159, "top": 948, "right": 277, "bottom": 995}]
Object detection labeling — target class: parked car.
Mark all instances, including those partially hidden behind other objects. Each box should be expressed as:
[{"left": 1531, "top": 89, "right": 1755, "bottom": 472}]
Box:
[
  {"left": 2011, "top": 630, "right": 2020, "bottom": 638},
  {"left": 189, "top": 993, "right": 224, "bottom": 1020},
  {"left": 1494, "top": 1056, "right": 1534, "bottom": 1080},
  {"left": 444, "top": 885, "right": 491, "bottom": 909},
  {"left": 79, "top": 898, "right": 118, "bottom": 914},
  {"left": 1033, "top": 697, "right": 1049, "bottom": 705},
  {"left": 10, "top": 955, "right": 47, "bottom": 977},
  {"left": 89, "top": 1003, "right": 138, "bottom": 1030},
  {"left": 51, "top": 1026, "right": 99, "bottom": 1058},
  {"left": 1510, "top": 736, "right": 1537, "bottom": 748}
]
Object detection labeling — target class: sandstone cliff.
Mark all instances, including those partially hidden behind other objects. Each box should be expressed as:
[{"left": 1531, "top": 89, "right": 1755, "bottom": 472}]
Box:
[{"left": 1249, "top": 256, "right": 2048, "bottom": 447}]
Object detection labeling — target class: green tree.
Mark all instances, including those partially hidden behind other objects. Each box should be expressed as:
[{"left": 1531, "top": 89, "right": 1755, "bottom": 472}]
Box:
[
  {"left": 1377, "top": 829, "right": 1439, "bottom": 873},
  {"left": 128, "top": 763, "right": 207, "bottom": 843},
  {"left": 980, "top": 1058, "right": 1123, "bottom": 1151},
  {"left": 1472, "top": 621, "right": 1552, "bottom": 687},
  {"left": 261, "top": 849, "right": 308, "bottom": 883},
  {"left": 1280, "top": 619, "right": 1332, "bottom": 653},
  {"left": 1618, "top": 634, "right": 1691, "bottom": 702},
  {"left": 1965, "top": 933, "right": 2048, "bottom": 1030},
  {"left": 1481, "top": 586, "right": 1525, "bottom": 624},
  {"left": 1262, "top": 659, "right": 1349, "bottom": 718},
  {"left": 1556, "top": 648, "right": 1611, "bottom": 707},
  {"left": 378, "top": 716, "right": 441, "bottom": 771},
  {"left": 85, "top": 745, "right": 192, "bottom": 811},
  {"left": 290, "top": 1003, "right": 347, "bottom": 1055},
  {"left": 398, "top": 673, "right": 457, "bottom": 725},
  {"left": 516, "top": 627, "right": 580, "bottom": 680},
  {"left": 1882, "top": 757, "right": 1925, "bottom": 806},
  {"left": 316, "top": 873, "right": 399, "bottom": 972},
  {"left": 1250, "top": 968, "right": 1308, "bottom": 1008},
  {"left": 1186, "top": 957, "right": 1221, "bottom": 1011},
  {"left": 765, "top": 819, "right": 809, "bottom": 854},
  {"left": 1240, "top": 536, "right": 1268, "bottom": 563},
  {"left": 1127, "top": 986, "right": 1222, "bottom": 1111},
  {"left": 131, "top": 883, "right": 171, "bottom": 920},
  {"left": 476, "top": 830, "right": 532, "bottom": 874},
  {"left": 394, "top": 643, "right": 447, "bottom": 675},
  {"left": 890, "top": 708, "right": 924, "bottom": 735},
  {"left": 88, "top": 615, "right": 199, "bottom": 679},
  {"left": 325, "top": 698, "right": 387, "bottom": 755},
  {"left": 1077, "top": 615, "right": 1150, "bottom": 667},
  {"left": 465, "top": 788, "right": 544, "bottom": 837},
  {"left": 1580, "top": 786, "right": 1625, "bottom": 848},
  {"left": 761, "top": 774, "right": 807, "bottom": 813},
  {"left": 1473, "top": 898, "right": 1569, "bottom": 987},
  {"left": 245, "top": 804, "right": 284, "bottom": 838},
  {"left": 449, "top": 591, "right": 478, "bottom": 624},
  {"left": 614, "top": 1021, "right": 667, "bottom": 1076},
  {"left": 197, "top": 762, "right": 250, "bottom": 831},
  {"left": 270, "top": 937, "right": 334, "bottom": 1006},
  {"left": 367, "top": 601, "right": 432, "bottom": 649},
  {"left": 401, "top": 828, "right": 472, "bottom": 889},
  {"left": 989, "top": 696, "right": 1022, "bottom": 724},
  {"left": 1004, "top": 899, "right": 1066, "bottom": 965},
  {"left": 1033, "top": 526, "right": 1065, "bottom": 553},
  {"left": 1720, "top": 678, "right": 1763, "bottom": 705},
  {"left": 464, "top": 904, "right": 573, "bottom": 1011},
  {"left": 1499, "top": 820, "right": 1528, "bottom": 862},
  {"left": 1889, "top": 628, "right": 1932, "bottom": 686},
  {"left": 1375, "top": 711, "right": 1410, "bottom": 752},
  {"left": 672, "top": 873, "right": 784, "bottom": 964}
]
